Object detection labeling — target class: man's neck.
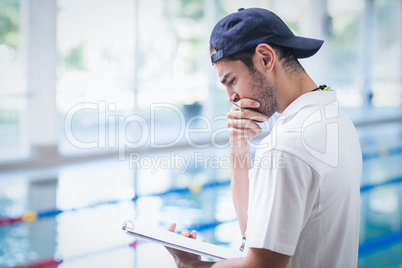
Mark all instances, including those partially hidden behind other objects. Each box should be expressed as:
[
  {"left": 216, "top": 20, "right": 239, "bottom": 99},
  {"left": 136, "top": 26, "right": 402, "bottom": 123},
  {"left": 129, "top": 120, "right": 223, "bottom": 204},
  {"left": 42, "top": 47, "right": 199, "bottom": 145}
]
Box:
[{"left": 275, "top": 71, "right": 317, "bottom": 113}]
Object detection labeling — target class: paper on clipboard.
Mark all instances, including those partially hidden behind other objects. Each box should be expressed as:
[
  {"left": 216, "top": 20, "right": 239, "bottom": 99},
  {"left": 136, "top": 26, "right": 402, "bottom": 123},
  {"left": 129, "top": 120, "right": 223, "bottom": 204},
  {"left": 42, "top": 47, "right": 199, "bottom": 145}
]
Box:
[{"left": 122, "top": 220, "right": 244, "bottom": 261}]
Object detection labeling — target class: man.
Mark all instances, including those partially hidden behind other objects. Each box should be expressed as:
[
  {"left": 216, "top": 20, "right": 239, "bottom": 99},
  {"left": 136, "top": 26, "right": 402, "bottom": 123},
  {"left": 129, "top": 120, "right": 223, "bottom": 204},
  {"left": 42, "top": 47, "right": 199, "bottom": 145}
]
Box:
[{"left": 167, "top": 7, "right": 362, "bottom": 267}]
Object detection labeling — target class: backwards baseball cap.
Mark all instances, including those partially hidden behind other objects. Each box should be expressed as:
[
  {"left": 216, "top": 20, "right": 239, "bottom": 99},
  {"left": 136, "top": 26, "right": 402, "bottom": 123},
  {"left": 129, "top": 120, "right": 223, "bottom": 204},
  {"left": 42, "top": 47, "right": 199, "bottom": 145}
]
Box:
[{"left": 209, "top": 8, "right": 324, "bottom": 64}]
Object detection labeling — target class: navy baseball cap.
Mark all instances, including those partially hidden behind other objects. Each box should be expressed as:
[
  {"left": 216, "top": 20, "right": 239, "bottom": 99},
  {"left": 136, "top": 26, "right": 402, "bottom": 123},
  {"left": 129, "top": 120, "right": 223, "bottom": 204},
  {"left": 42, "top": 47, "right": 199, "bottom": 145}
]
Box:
[{"left": 210, "top": 8, "right": 324, "bottom": 64}]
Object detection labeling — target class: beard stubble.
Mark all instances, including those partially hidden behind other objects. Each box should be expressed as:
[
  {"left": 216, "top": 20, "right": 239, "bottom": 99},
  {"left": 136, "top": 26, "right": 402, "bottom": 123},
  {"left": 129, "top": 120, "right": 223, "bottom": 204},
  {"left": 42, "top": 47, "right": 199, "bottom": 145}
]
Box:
[{"left": 248, "top": 70, "right": 278, "bottom": 119}]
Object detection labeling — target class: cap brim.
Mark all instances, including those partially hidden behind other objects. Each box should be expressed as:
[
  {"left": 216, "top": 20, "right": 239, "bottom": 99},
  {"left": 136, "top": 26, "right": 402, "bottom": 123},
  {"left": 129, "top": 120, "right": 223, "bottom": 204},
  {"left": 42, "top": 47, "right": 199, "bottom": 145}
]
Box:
[{"left": 274, "top": 36, "right": 324, "bottom": 58}]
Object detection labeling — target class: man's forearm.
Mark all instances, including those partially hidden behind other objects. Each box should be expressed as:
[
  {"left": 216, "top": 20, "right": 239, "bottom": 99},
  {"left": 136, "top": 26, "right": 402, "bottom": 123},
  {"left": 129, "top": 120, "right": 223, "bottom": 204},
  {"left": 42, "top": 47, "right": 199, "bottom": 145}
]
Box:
[
  {"left": 226, "top": 98, "right": 262, "bottom": 236},
  {"left": 231, "top": 150, "right": 252, "bottom": 235}
]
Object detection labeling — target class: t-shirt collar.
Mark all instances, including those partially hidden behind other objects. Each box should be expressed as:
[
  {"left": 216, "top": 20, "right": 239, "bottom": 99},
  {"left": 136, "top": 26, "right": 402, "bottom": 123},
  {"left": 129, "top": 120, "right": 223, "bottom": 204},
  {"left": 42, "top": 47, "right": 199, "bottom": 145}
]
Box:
[{"left": 281, "top": 90, "right": 337, "bottom": 117}]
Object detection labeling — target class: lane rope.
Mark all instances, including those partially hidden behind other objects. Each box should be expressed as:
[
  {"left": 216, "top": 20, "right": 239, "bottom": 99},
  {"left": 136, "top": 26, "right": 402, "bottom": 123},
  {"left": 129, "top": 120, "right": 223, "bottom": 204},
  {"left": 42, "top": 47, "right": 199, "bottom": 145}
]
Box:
[
  {"left": 2, "top": 145, "right": 402, "bottom": 226},
  {"left": 2, "top": 174, "right": 402, "bottom": 226},
  {"left": 4, "top": 145, "right": 402, "bottom": 266},
  {"left": 10, "top": 218, "right": 402, "bottom": 267},
  {"left": 358, "top": 229, "right": 402, "bottom": 256}
]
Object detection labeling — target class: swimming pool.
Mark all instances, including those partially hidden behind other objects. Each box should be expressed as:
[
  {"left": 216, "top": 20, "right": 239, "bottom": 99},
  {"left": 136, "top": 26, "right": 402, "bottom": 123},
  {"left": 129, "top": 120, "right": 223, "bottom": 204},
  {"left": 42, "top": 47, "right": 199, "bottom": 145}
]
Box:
[{"left": 1, "top": 121, "right": 402, "bottom": 267}]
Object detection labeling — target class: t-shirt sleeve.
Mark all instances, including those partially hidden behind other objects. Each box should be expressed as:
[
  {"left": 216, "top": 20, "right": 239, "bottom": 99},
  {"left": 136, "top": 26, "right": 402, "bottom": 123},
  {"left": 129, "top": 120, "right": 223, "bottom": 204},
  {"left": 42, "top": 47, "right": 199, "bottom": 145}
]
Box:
[{"left": 246, "top": 150, "right": 320, "bottom": 256}]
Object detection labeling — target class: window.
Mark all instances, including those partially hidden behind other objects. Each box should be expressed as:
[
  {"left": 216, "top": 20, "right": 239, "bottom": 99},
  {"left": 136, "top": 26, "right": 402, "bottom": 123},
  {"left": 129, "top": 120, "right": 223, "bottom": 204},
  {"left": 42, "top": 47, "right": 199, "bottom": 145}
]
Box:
[
  {"left": 0, "top": 0, "right": 29, "bottom": 161},
  {"left": 57, "top": 0, "right": 136, "bottom": 154}
]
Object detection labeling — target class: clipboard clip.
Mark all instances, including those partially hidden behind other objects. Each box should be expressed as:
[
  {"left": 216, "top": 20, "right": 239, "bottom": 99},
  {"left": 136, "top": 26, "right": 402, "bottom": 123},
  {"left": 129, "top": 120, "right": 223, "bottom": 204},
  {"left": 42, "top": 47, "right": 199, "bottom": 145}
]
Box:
[{"left": 122, "top": 220, "right": 134, "bottom": 231}]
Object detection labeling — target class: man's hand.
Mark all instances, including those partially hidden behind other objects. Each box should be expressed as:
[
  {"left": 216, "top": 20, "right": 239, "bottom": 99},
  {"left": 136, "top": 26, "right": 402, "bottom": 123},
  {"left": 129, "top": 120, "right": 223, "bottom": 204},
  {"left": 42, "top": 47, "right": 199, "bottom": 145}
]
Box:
[
  {"left": 165, "top": 223, "right": 210, "bottom": 268},
  {"left": 227, "top": 98, "right": 268, "bottom": 154}
]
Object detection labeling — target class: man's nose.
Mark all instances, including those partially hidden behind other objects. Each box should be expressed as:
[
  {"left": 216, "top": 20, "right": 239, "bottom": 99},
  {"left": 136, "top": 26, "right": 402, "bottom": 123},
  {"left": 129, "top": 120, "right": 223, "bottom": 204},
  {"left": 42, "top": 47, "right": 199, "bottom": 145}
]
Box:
[{"left": 228, "top": 92, "right": 240, "bottom": 103}]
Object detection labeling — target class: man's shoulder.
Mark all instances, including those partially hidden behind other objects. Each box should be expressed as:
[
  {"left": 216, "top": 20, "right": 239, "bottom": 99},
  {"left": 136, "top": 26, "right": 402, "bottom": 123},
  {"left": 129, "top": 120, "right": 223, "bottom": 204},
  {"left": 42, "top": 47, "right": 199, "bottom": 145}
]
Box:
[{"left": 257, "top": 99, "right": 357, "bottom": 174}]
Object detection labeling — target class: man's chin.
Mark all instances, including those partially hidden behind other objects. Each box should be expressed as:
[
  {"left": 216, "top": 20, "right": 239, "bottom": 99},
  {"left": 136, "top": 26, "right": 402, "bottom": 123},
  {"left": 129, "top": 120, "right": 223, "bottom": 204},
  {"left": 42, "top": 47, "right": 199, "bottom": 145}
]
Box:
[{"left": 259, "top": 109, "right": 276, "bottom": 121}]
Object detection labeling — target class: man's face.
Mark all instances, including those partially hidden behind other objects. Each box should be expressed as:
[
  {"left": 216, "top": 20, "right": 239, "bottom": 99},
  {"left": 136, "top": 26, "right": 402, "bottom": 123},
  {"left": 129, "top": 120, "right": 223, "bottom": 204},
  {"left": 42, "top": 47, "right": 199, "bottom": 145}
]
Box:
[{"left": 214, "top": 59, "right": 277, "bottom": 118}]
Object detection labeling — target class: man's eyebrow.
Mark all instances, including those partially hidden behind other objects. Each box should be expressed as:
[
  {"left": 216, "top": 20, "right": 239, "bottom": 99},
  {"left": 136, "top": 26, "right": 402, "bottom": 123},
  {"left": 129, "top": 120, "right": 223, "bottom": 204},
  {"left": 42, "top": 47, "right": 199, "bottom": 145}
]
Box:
[{"left": 220, "top": 73, "right": 232, "bottom": 84}]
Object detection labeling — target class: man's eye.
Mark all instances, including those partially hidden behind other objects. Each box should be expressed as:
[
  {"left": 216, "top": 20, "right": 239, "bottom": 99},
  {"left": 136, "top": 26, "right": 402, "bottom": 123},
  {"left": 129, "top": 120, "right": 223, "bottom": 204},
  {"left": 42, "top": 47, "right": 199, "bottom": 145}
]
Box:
[{"left": 229, "top": 78, "right": 235, "bottom": 85}]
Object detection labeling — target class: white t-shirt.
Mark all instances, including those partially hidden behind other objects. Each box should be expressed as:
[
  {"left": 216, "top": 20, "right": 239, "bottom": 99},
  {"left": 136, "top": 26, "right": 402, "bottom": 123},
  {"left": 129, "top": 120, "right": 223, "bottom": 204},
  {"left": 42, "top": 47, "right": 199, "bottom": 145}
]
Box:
[{"left": 246, "top": 90, "right": 362, "bottom": 268}]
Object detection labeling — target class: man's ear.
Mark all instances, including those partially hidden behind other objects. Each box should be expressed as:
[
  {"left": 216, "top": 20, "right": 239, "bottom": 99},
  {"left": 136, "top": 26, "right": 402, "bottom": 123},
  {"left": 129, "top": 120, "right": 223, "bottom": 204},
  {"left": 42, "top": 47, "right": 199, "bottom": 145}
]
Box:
[{"left": 254, "top": 44, "right": 275, "bottom": 72}]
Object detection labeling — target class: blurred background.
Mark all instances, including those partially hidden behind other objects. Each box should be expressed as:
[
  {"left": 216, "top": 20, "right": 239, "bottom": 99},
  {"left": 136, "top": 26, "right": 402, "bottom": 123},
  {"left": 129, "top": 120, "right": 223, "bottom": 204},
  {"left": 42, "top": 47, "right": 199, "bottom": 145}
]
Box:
[{"left": 0, "top": 0, "right": 401, "bottom": 267}]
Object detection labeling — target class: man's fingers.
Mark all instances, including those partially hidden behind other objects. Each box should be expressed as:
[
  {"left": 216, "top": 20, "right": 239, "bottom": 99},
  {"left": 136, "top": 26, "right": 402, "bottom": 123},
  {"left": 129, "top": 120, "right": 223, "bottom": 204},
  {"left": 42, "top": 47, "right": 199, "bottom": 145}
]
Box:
[
  {"left": 228, "top": 108, "right": 268, "bottom": 123},
  {"left": 170, "top": 225, "right": 200, "bottom": 240},
  {"left": 192, "top": 232, "right": 205, "bottom": 242},
  {"left": 165, "top": 225, "right": 202, "bottom": 264},
  {"left": 237, "top": 98, "right": 260, "bottom": 109},
  {"left": 180, "top": 229, "right": 199, "bottom": 240},
  {"left": 190, "top": 230, "right": 197, "bottom": 239},
  {"left": 168, "top": 223, "right": 176, "bottom": 232},
  {"left": 228, "top": 118, "right": 262, "bottom": 133},
  {"left": 181, "top": 229, "right": 191, "bottom": 237}
]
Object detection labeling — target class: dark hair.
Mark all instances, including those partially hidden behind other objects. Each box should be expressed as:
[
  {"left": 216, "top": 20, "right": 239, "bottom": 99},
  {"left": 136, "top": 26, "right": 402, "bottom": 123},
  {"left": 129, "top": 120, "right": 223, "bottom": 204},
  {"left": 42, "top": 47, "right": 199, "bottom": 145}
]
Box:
[
  {"left": 226, "top": 47, "right": 257, "bottom": 72},
  {"left": 209, "top": 43, "right": 304, "bottom": 74}
]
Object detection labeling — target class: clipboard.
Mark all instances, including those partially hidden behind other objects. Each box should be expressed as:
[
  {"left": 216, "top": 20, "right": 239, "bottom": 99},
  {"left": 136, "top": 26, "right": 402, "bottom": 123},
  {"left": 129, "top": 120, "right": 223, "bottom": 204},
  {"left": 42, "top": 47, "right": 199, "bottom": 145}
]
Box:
[{"left": 122, "top": 220, "right": 244, "bottom": 261}]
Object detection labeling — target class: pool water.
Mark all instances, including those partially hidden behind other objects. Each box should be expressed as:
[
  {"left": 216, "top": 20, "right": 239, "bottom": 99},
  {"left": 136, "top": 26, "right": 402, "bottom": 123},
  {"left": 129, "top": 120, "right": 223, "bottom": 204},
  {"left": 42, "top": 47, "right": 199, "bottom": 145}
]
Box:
[{"left": 1, "top": 122, "right": 402, "bottom": 267}]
